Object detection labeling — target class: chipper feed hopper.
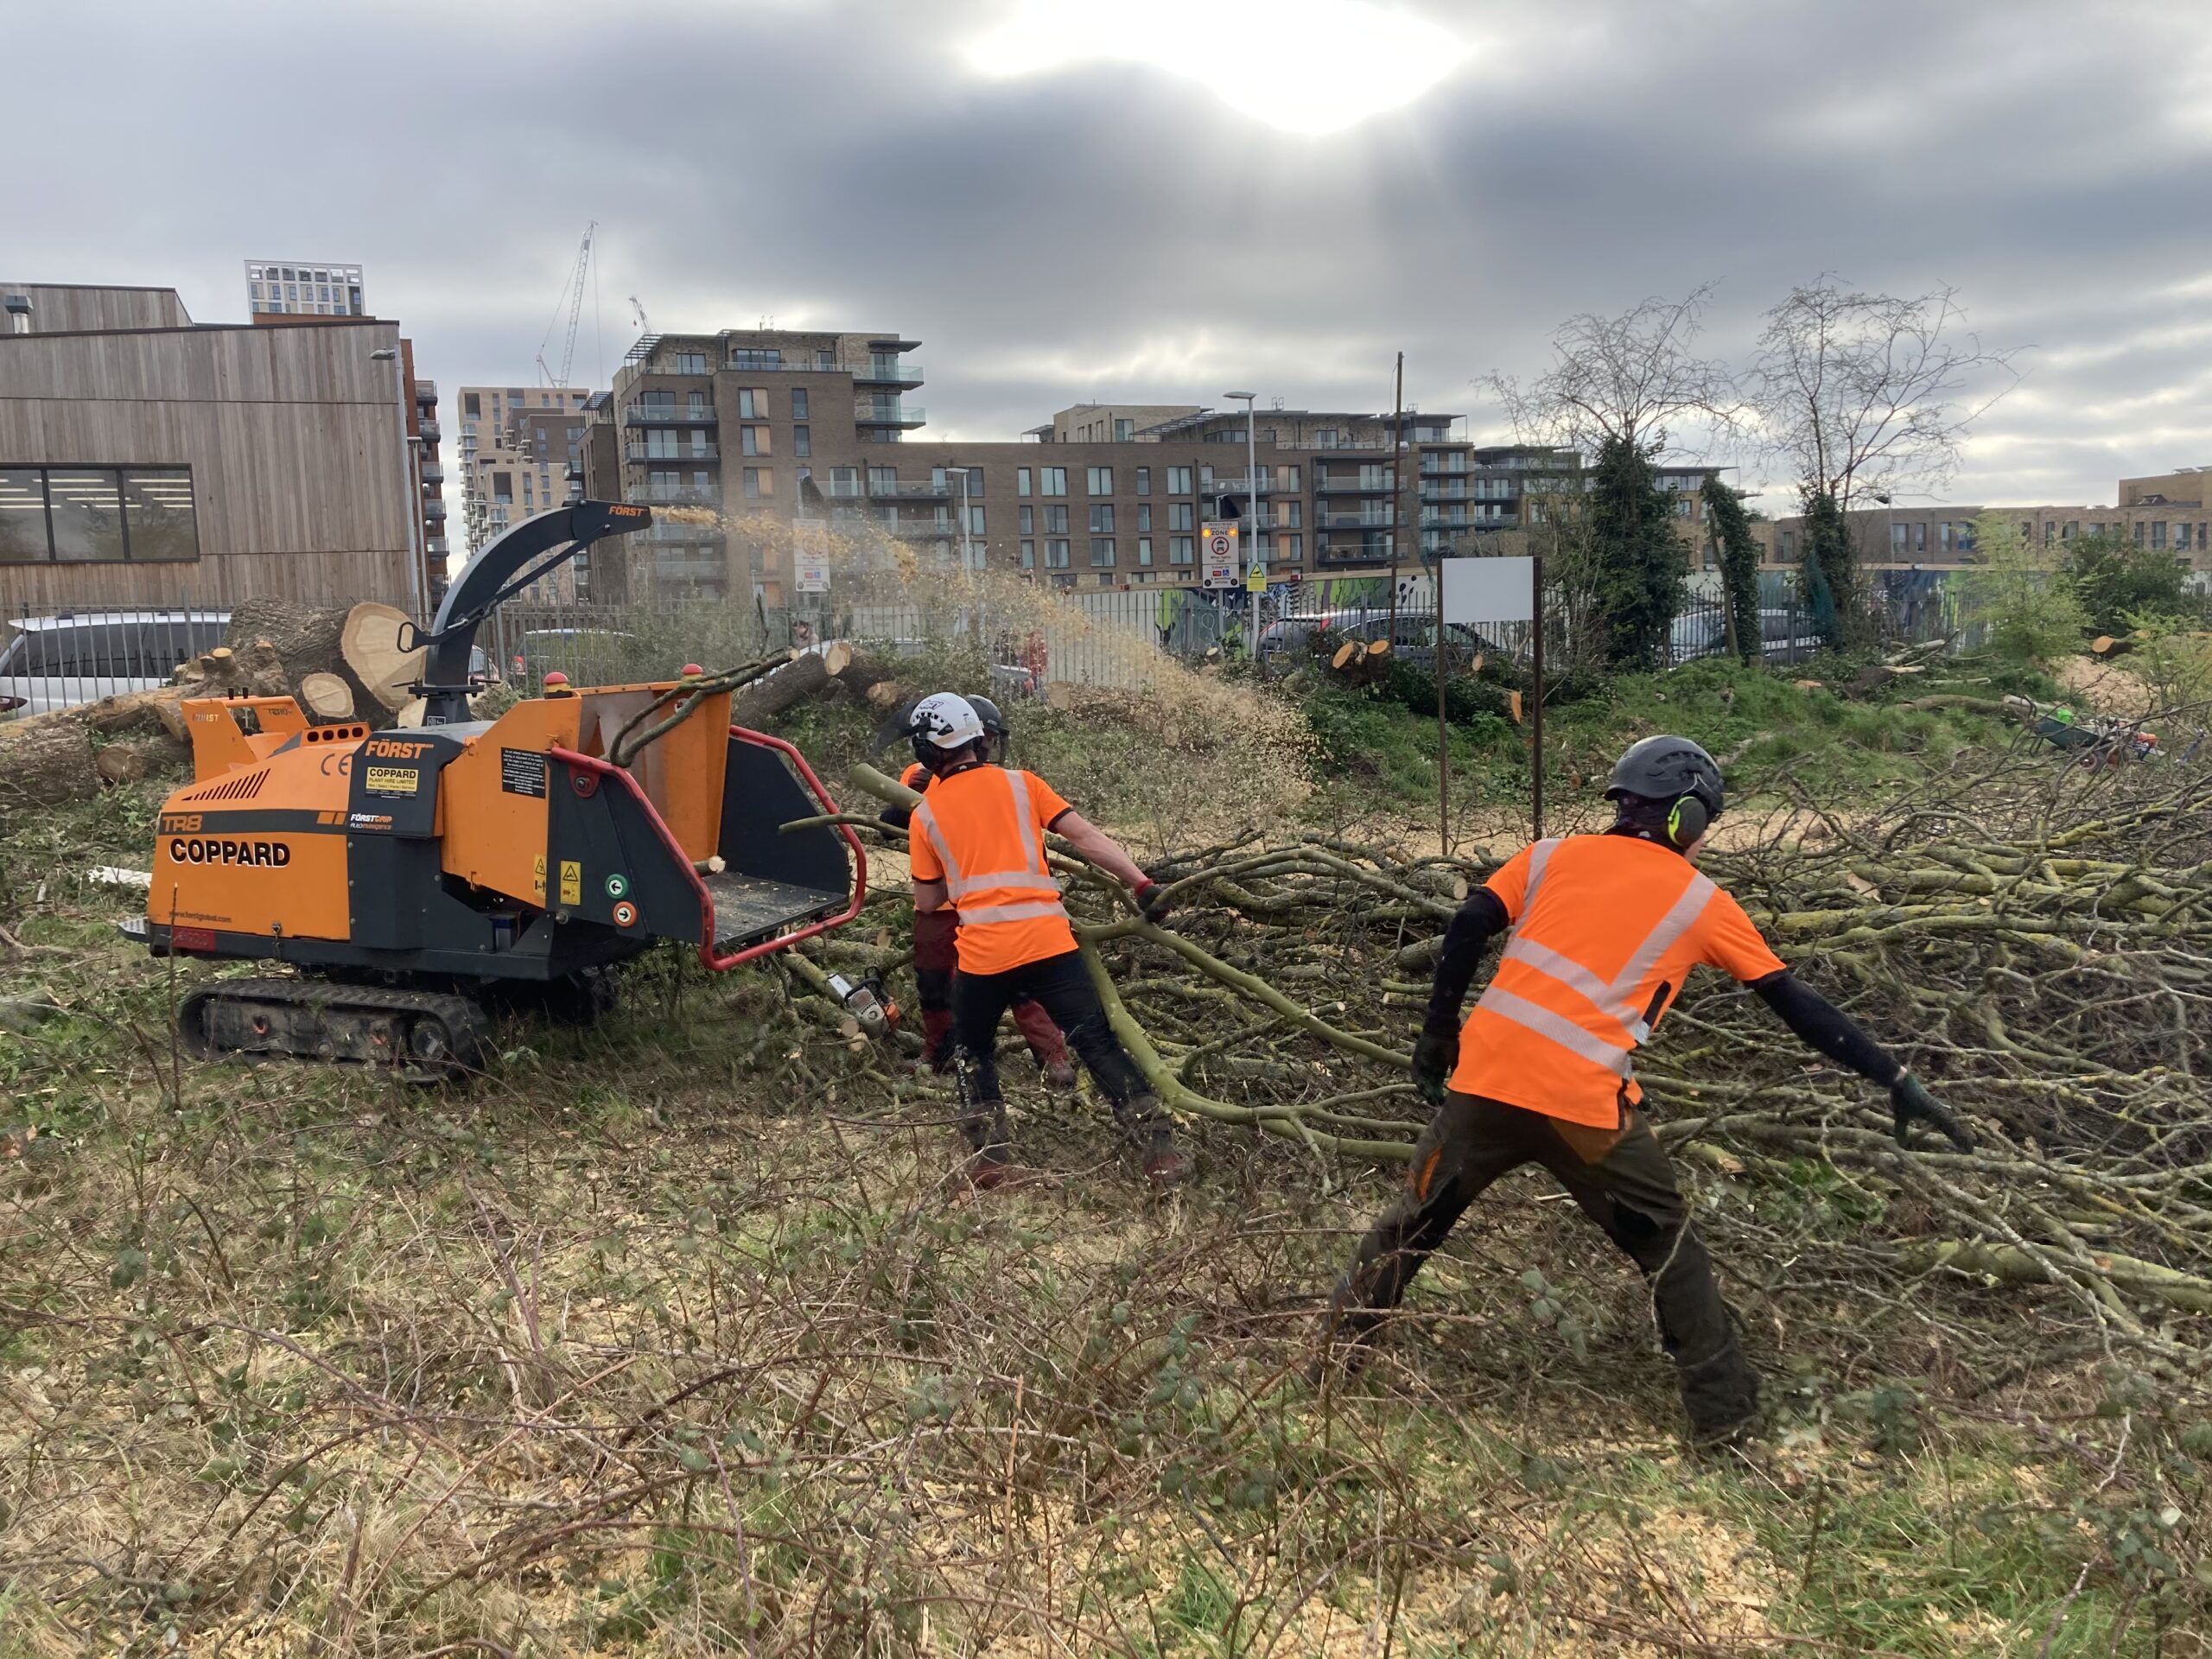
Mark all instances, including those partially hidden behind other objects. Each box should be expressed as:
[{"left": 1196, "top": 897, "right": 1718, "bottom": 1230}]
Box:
[{"left": 125, "top": 502, "right": 865, "bottom": 1078}]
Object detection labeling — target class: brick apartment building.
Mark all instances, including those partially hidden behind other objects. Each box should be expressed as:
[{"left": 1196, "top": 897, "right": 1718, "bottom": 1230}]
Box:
[
  {"left": 1754, "top": 471, "right": 2212, "bottom": 576},
  {"left": 580, "top": 327, "right": 1719, "bottom": 605}
]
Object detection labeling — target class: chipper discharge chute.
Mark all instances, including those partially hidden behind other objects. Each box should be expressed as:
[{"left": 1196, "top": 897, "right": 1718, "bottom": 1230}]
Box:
[{"left": 124, "top": 501, "right": 866, "bottom": 1079}]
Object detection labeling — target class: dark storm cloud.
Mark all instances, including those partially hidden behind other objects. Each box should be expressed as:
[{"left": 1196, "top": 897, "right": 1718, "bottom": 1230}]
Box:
[{"left": 9, "top": 0, "right": 2209, "bottom": 505}]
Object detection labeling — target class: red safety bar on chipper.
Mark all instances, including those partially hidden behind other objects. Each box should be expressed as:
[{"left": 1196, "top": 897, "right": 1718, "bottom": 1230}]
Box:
[{"left": 547, "top": 728, "right": 868, "bottom": 972}]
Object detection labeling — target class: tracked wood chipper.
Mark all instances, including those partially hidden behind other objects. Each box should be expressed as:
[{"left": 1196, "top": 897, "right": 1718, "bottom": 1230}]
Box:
[{"left": 124, "top": 502, "right": 867, "bottom": 1078}]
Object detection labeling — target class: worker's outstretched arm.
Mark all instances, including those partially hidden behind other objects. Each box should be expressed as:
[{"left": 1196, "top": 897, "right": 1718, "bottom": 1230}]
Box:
[
  {"left": 1050, "top": 810, "right": 1170, "bottom": 918},
  {"left": 913, "top": 877, "right": 951, "bottom": 916},
  {"left": 1751, "top": 970, "right": 1974, "bottom": 1150},
  {"left": 1411, "top": 889, "right": 1510, "bottom": 1103}
]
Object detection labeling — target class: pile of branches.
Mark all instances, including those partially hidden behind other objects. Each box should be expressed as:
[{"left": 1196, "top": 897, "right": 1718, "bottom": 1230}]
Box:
[{"left": 812, "top": 745, "right": 2212, "bottom": 1378}]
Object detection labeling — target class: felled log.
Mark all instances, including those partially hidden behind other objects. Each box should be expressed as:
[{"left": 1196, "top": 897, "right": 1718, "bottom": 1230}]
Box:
[
  {"left": 225, "top": 597, "right": 404, "bottom": 726},
  {"left": 70, "top": 685, "right": 192, "bottom": 745},
  {"left": 728, "top": 650, "right": 823, "bottom": 728},
  {"left": 0, "top": 718, "right": 99, "bottom": 807},
  {"left": 298, "top": 673, "right": 356, "bottom": 721},
  {"left": 339, "top": 602, "right": 423, "bottom": 713}
]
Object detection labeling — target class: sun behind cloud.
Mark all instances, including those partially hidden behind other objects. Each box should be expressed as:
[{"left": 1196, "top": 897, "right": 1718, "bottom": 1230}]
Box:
[{"left": 963, "top": 0, "right": 1473, "bottom": 137}]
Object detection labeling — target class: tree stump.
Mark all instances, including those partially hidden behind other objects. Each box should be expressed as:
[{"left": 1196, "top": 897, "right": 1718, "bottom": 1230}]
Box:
[{"left": 0, "top": 718, "right": 99, "bottom": 807}]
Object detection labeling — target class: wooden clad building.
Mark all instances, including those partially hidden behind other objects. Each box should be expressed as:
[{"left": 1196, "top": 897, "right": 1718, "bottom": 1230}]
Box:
[{"left": 0, "top": 283, "right": 416, "bottom": 614}]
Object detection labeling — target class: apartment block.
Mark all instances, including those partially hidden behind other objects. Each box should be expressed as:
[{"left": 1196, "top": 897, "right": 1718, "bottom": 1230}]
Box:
[
  {"left": 245, "top": 259, "right": 365, "bottom": 319},
  {"left": 1754, "top": 472, "right": 2212, "bottom": 575},
  {"left": 456, "top": 385, "right": 598, "bottom": 571},
  {"left": 576, "top": 326, "right": 1722, "bottom": 603}
]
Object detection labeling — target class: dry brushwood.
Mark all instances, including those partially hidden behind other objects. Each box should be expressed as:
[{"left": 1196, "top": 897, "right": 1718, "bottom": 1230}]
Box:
[{"left": 818, "top": 747, "right": 2212, "bottom": 1375}]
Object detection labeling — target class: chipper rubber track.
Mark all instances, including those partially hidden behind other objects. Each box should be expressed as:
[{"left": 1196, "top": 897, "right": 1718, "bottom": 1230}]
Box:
[{"left": 178, "top": 978, "right": 493, "bottom": 1084}]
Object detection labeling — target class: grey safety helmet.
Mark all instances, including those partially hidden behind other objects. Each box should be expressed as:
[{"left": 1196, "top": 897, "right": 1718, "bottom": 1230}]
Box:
[
  {"left": 968, "top": 694, "right": 1010, "bottom": 740},
  {"left": 1605, "top": 734, "right": 1725, "bottom": 850}
]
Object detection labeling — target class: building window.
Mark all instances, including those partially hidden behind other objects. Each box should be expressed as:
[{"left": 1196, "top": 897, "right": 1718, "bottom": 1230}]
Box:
[
  {"left": 732, "top": 348, "right": 783, "bottom": 369},
  {"left": 1277, "top": 533, "right": 1302, "bottom": 560},
  {"left": 1168, "top": 466, "right": 1193, "bottom": 495},
  {"left": 1046, "top": 538, "right": 1071, "bottom": 568},
  {"left": 963, "top": 467, "right": 984, "bottom": 496},
  {"left": 1137, "top": 537, "right": 1154, "bottom": 566},
  {"left": 0, "top": 466, "right": 200, "bottom": 564},
  {"left": 674, "top": 352, "right": 708, "bottom": 374},
  {"left": 1780, "top": 530, "right": 1796, "bottom": 560},
  {"left": 1090, "top": 504, "right": 1115, "bottom": 533},
  {"left": 1114, "top": 418, "right": 1135, "bottom": 442},
  {"left": 1044, "top": 505, "right": 1069, "bottom": 534},
  {"left": 1135, "top": 467, "right": 1151, "bottom": 495},
  {"left": 2064, "top": 521, "right": 2079, "bottom": 539},
  {"left": 1169, "top": 536, "right": 1195, "bottom": 565},
  {"left": 1087, "top": 467, "right": 1113, "bottom": 495},
  {"left": 1019, "top": 505, "right": 1033, "bottom": 534},
  {"left": 741, "top": 425, "right": 768, "bottom": 456},
  {"left": 1891, "top": 524, "right": 1909, "bottom": 553},
  {"left": 787, "top": 388, "right": 809, "bottom": 421},
  {"left": 1090, "top": 537, "right": 1116, "bottom": 566},
  {"left": 463, "top": 392, "right": 481, "bottom": 416},
  {"left": 1939, "top": 522, "right": 1955, "bottom": 552},
  {"left": 968, "top": 505, "right": 985, "bottom": 534},
  {"left": 1277, "top": 500, "right": 1301, "bottom": 528},
  {"left": 2152, "top": 521, "right": 2168, "bottom": 549},
  {"left": 1137, "top": 503, "right": 1153, "bottom": 532},
  {"left": 1017, "top": 467, "right": 1032, "bottom": 497},
  {"left": 744, "top": 468, "right": 772, "bottom": 499},
  {"left": 1169, "top": 502, "right": 1195, "bottom": 531},
  {"left": 2135, "top": 521, "right": 2146, "bottom": 544},
  {"left": 1020, "top": 540, "right": 1035, "bottom": 568},
  {"left": 793, "top": 425, "right": 810, "bottom": 456},
  {"left": 1041, "top": 467, "right": 1067, "bottom": 496},
  {"left": 1912, "top": 523, "right": 1926, "bottom": 553},
  {"left": 868, "top": 466, "right": 898, "bottom": 495},
  {"left": 737, "top": 389, "right": 765, "bottom": 418}
]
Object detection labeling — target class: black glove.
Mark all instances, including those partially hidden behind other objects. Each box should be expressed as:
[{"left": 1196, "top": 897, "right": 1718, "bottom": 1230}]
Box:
[
  {"left": 1412, "top": 1017, "right": 1459, "bottom": 1106},
  {"left": 878, "top": 803, "right": 913, "bottom": 831},
  {"left": 1135, "top": 880, "right": 1174, "bottom": 924},
  {"left": 1891, "top": 1071, "right": 1974, "bottom": 1151}
]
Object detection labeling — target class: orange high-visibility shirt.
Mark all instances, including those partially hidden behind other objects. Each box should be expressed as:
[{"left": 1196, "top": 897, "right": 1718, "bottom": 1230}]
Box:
[
  {"left": 1452, "top": 834, "right": 1786, "bottom": 1127},
  {"left": 906, "top": 766, "right": 1077, "bottom": 975}
]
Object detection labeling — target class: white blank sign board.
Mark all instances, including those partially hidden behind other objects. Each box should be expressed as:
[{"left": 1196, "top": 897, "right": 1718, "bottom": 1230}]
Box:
[{"left": 1440, "top": 556, "right": 1536, "bottom": 626}]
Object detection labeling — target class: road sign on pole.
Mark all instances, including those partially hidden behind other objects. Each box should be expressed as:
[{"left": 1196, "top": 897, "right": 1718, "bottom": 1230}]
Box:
[
  {"left": 1202, "top": 522, "right": 1238, "bottom": 588},
  {"left": 1244, "top": 562, "right": 1266, "bottom": 594}
]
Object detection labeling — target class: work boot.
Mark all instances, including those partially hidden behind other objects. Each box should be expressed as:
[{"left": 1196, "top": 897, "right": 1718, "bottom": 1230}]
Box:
[
  {"left": 1678, "top": 1340, "right": 1763, "bottom": 1450},
  {"left": 1141, "top": 1123, "right": 1192, "bottom": 1186},
  {"left": 1310, "top": 1276, "right": 1388, "bottom": 1384}
]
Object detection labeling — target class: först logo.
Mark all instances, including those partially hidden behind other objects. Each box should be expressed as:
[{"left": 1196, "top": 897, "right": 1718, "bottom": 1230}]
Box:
[
  {"left": 364, "top": 739, "right": 431, "bottom": 760},
  {"left": 170, "top": 837, "right": 293, "bottom": 868}
]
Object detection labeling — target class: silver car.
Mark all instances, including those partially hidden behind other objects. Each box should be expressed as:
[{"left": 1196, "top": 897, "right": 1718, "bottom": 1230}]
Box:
[{"left": 0, "top": 610, "right": 230, "bottom": 716}]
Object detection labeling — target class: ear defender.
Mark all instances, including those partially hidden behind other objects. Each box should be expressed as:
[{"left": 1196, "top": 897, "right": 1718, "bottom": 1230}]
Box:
[{"left": 1666, "top": 795, "right": 1710, "bottom": 850}]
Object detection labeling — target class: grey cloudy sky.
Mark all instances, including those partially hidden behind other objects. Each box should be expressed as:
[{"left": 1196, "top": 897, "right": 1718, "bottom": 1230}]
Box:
[{"left": 12, "top": 0, "right": 2211, "bottom": 508}]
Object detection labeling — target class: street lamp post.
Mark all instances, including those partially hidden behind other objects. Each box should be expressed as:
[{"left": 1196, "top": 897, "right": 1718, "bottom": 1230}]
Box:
[
  {"left": 370, "top": 346, "right": 427, "bottom": 620},
  {"left": 1224, "top": 391, "right": 1260, "bottom": 660}
]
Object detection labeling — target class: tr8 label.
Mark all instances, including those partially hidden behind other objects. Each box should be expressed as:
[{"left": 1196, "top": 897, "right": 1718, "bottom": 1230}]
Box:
[{"left": 170, "top": 837, "right": 294, "bottom": 868}]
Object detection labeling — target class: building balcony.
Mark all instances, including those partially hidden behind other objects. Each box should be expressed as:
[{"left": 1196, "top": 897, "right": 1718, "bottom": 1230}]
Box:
[
  {"left": 426, "top": 536, "right": 448, "bottom": 556},
  {"left": 1205, "top": 475, "right": 1276, "bottom": 497},
  {"left": 423, "top": 499, "right": 448, "bottom": 520},
  {"left": 1421, "top": 480, "right": 1467, "bottom": 499},
  {"left": 417, "top": 418, "right": 441, "bottom": 441},
  {"left": 628, "top": 486, "right": 721, "bottom": 508},
  {"left": 1313, "top": 474, "right": 1396, "bottom": 495},
  {"left": 623, "top": 403, "right": 718, "bottom": 427},
  {"left": 868, "top": 480, "right": 955, "bottom": 499},
  {"left": 647, "top": 523, "right": 725, "bottom": 544},
  {"left": 414, "top": 380, "right": 437, "bottom": 403},
  {"left": 890, "top": 516, "right": 959, "bottom": 540},
  {"left": 1319, "top": 508, "right": 1395, "bottom": 529},
  {"left": 855, "top": 360, "right": 925, "bottom": 388},
  {"left": 855, "top": 403, "right": 926, "bottom": 428},
  {"left": 1421, "top": 512, "right": 1469, "bottom": 530},
  {"left": 419, "top": 463, "right": 444, "bottom": 485},
  {"left": 628, "top": 442, "right": 719, "bottom": 462}
]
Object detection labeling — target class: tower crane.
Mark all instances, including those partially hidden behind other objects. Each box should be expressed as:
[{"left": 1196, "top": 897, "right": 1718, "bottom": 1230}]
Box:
[{"left": 534, "top": 222, "right": 595, "bottom": 386}]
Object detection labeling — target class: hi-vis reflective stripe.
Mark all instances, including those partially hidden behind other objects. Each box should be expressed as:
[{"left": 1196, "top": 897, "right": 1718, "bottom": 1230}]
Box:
[
  {"left": 910, "top": 771, "right": 1071, "bottom": 921},
  {"left": 1479, "top": 989, "right": 1635, "bottom": 1077},
  {"left": 1478, "top": 841, "right": 1718, "bottom": 1070}
]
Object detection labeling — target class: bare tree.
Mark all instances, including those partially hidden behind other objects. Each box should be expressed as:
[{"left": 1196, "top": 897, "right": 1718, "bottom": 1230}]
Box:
[
  {"left": 1751, "top": 277, "right": 2023, "bottom": 514},
  {"left": 1489, "top": 285, "right": 1740, "bottom": 456}
]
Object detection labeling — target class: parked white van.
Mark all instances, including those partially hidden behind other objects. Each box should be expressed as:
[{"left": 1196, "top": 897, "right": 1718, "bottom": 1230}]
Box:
[{"left": 0, "top": 611, "right": 231, "bottom": 716}]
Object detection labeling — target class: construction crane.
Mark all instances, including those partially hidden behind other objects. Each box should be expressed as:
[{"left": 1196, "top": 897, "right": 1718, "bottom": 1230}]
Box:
[
  {"left": 534, "top": 222, "right": 595, "bottom": 386},
  {"left": 628, "top": 296, "right": 651, "bottom": 334}
]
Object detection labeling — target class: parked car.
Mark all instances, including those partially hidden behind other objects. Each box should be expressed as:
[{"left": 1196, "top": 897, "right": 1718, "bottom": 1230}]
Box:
[
  {"left": 0, "top": 610, "right": 230, "bottom": 716},
  {"left": 1256, "top": 607, "right": 1386, "bottom": 659},
  {"left": 1669, "top": 607, "right": 1826, "bottom": 667},
  {"left": 515, "top": 628, "right": 644, "bottom": 689}
]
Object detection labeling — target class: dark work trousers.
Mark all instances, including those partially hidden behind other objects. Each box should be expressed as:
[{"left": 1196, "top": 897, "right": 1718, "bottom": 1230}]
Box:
[
  {"left": 1330, "top": 1090, "right": 1759, "bottom": 1439},
  {"left": 914, "top": 910, "right": 1069, "bottom": 1071},
  {"left": 951, "top": 948, "right": 1158, "bottom": 1153}
]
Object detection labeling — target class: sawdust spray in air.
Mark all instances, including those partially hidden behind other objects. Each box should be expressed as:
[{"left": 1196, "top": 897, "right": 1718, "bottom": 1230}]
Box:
[{"left": 666, "top": 506, "right": 1316, "bottom": 844}]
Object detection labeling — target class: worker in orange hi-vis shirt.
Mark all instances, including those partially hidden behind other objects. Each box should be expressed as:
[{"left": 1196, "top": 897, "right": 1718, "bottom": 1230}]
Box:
[
  {"left": 1321, "top": 736, "right": 1975, "bottom": 1448},
  {"left": 880, "top": 696, "right": 1076, "bottom": 1090},
  {"left": 901, "top": 692, "right": 1189, "bottom": 1189}
]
